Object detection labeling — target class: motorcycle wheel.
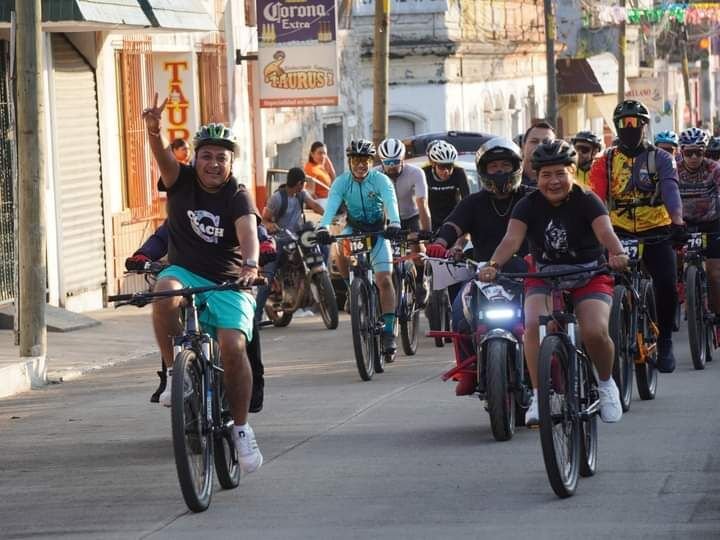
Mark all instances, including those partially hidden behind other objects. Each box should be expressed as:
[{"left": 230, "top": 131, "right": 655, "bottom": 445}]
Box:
[{"left": 485, "top": 339, "right": 514, "bottom": 442}]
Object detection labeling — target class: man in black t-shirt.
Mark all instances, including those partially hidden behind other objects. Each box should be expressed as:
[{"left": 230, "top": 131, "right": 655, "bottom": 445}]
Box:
[
  {"left": 142, "top": 94, "right": 263, "bottom": 474},
  {"left": 424, "top": 137, "right": 528, "bottom": 395},
  {"left": 423, "top": 140, "right": 470, "bottom": 230}
]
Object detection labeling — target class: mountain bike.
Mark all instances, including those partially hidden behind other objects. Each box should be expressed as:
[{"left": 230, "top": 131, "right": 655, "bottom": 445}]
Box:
[
  {"left": 391, "top": 237, "right": 422, "bottom": 357},
  {"left": 498, "top": 266, "right": 606, "bottom": 498},
  {"left": 676, "top": 231, "right": 716, "bottom": 369},
  {"left": 611, "top": 237, "right": 660, "bottom": 407},
  {"left": 108, "top": 278, "right": 263, "bottom": 512}
]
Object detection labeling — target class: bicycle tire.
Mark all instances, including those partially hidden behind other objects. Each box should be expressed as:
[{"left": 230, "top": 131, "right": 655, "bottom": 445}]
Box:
[
  {"left": 537, "top": 335, "right": 580, "bottom": 498},
  {"left": 686, "top": 265, "right": 708, "bottom": 370},
  {"left": 372, "top": 285, "right": 386, "bottom": 373},
  {"left": 400, "top": 262, "right": 419, "bottom": 356},
  {"left": 636, "top": 279, "right": 658, "bottom": 400},
  {"left": 350, "top": 278, "right": 375, "bottom": 381},
  {"left": 485, "top": 339, "right": 514, "bottom": 442},
  {"left": 171, "top": 349, "right": 214, "bottom": 512},
  {"left": 213, "top": 366, "right": 240, "bottom": 489},
  {"left": 609, "top": 285, "right": 633, "bottom": 412},
  {"left": 578, "top": 356, "right": 598, "bottom": 478},
  {"left": 265, "top": 304, "right": 293, "bottom": 327},
  {"left": 427, "top": 290, "right": 446, "bottom": 347},
  {"left": 313, "top": 272, "right": 339, "bottom": 330}
]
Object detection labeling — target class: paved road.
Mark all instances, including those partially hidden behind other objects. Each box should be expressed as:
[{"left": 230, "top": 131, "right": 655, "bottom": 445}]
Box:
[{"left": 1, "top": 315, "right": 719, "bottom": 539}]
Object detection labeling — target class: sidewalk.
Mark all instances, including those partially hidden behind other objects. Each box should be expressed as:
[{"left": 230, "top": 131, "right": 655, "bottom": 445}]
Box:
[{"left": 0, "top": 306, "right": 158, "bottom": 399}]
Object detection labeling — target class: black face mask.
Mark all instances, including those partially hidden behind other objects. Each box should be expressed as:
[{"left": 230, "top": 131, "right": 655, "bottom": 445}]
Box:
[{"left": 618, "top": 126, "right": 644, "bottom": 150}]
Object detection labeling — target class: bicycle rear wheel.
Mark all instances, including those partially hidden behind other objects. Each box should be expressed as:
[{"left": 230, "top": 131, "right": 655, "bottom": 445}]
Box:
[
  {"left": 427, "top": 290, "right": 446, "bottom": 347},
  {"left": 399, "top": 262, "right": 419, "bottom": 356},
  {"left": 609, "top": 285, "right": 633, "bottom": 412},
  {"left": 350, "top": 278, "right": 375, "bottom": 381},
  {"left": 171, "top": 349, "right": 214, "bottom": 512},
  {"left": 636, "top": 279, "right": 658, "bottom": 400},
  {"left": 578, "top": 356, "right": 598, "bottom": 478},
  {"left": 538, "top": 335, "right": 580, "bottom": 498},
  {"left": 213, "top": 360, "right": 240, "bottom": 489},
  {"left": 686, "top": 265, "right": 709, "bottom": 370}
]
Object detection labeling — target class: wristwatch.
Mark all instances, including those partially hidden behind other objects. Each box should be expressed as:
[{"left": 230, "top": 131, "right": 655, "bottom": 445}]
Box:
[{"left": 243, "top": 259, "right": 259, "bottom": 269}]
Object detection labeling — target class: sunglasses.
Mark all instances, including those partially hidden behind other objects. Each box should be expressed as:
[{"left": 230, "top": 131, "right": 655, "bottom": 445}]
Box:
[
  {"left": 683, "top": 148, "right": 704, "bottom": 158},
  {"left": 350, "top": 156, "right": 372, "bottom": 166},
  {"left": 435, "top": 163, "right": 454, "bottom": 171},
  {"left": 616, "top": 117, "right": 645, "bottom": 129},
  {"left": 574, "top": 145, "right": 593, "bottom": 154},
  {"left": 382, "top": 158, "right": 402, "bottom": 167}
]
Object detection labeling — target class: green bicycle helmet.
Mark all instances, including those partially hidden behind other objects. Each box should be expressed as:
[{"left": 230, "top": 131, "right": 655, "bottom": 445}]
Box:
[{"left": 193, "top": 123, "right": 239, "bottom": 154}]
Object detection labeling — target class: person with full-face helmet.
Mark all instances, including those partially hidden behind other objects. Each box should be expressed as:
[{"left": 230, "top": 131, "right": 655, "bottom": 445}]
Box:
[
  {"left": 422, "top": 140, "right": 470, "bottom": 231},
  {"left": 654, "top": 130, "right": 679, "bottom": 157},
  {"left": 424, "top": 137, "right": 532, "bottom": 395},
  {"left": 706, "top": 136, "right": 720, "bottom": 161},
  {"left": 483, "top": 140, "right": 629, "bottom": 425},
  {"left": 676, "top": 127, "right": 720, "bottom": 324},
  {"left": 141, "top": 95, "right": 264, "bottom": 474},
  {"left": 589, "top": 99, "right": 684, "bottom": 373},
  {"left": 315, "top": 139, "right": 402, "bottom": 353},
  {"left": 571, "top": 130, "right": 603, "bottom": 186}
]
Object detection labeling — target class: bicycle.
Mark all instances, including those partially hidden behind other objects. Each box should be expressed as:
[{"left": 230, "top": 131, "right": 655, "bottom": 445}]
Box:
[
  {"left": 497, "top": 266, "right": 607, "bottom": 498},
  {"left": 391, "top": 237, "right": 422, "bottom": 357},
  {"left": 108, "top": 278, "right": 264, "bottom": 512},
  {"left": 676, "top": 231, "right": 716, "bottom": 370},
  {"left": 610, "top": 237, "right": 660, "bottom": 408},
  {"left": 424, "top": 260, "right": 454, "bottom": 347}
]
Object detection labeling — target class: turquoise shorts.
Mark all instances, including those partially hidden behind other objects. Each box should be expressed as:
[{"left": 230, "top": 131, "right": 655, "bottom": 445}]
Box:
[
  {"left": 158, "top": 265, "right": 255, "bottom": 342},
  {"left": 341, "top": 227, "right": 393, "bottom": 274}
]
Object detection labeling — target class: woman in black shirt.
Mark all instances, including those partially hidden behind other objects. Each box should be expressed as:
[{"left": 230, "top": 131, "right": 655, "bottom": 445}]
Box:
[{"left": 482, "top": 140, "right": 628, "bottom": 427}]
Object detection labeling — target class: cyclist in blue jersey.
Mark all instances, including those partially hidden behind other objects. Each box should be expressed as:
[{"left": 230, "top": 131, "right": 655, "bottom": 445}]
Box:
[{"left": 316, "top": 139, "right": 402, "bottom": 352}]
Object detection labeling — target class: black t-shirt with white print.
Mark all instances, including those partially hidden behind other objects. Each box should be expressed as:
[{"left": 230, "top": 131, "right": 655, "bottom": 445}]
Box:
[
  {"left": 511, "top": 184, "right": 608, "bottom": 265},
  {"left": 423, "top": 165, "right": 470, "bottom": 230},
  {"left": 163, "top": 164, "right": 259, "bottom": 283}
]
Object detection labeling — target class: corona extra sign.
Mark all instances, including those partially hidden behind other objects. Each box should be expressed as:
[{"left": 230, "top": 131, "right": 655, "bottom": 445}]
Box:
[{"left": 257, "top": 0, "right": 339, "bottom": 108}]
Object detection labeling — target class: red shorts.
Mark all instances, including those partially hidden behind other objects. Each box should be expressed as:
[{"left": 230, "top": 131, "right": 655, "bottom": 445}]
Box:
[{"left": 524, "top": 258, "right": 614, "bottom": 305}]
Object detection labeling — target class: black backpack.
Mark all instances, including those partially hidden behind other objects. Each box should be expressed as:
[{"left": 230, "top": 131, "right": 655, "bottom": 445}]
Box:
[{"left": 275, "top": 184, "right": 306, "bottom": 221}]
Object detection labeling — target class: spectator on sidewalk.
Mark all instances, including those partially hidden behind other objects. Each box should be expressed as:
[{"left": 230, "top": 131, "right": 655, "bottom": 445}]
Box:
[{"left": 304, "top": 141, "right": 336, "bottom": 206}]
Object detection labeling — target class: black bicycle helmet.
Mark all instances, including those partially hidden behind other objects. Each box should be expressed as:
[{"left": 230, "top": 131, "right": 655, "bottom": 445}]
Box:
[
  {"left": 531, "top": 139, "right": 577, "bottom": 172},
  {"left": 570, "top": 130, "right": 602, "bottom": 150},
  {"left": 475, "top": 137, "right": 523, "bottom": 194},
  {"left": 193, "top": 123, "right": 239, "bottom": 153},
  {"left": 613, "top": 100, "right": 651, "bottom": 124},
  {"left": 346, "top": 139, "right": 376, "bottom": 157}
]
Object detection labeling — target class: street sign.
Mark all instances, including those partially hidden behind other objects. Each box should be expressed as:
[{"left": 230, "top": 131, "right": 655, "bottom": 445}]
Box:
[{"left": 257, "top": 0, "right": 339, "bottom": 108}]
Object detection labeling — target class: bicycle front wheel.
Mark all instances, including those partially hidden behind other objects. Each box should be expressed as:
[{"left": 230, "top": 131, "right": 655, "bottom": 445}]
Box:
[
  {"left": 609, "top": 285, "right": 633, "bottom": 412},
  {"left": 350, "top": 278, "right": 375, "bottom": 381},
  {"left": 636, "top": 279, "right": 658, "bottom": 400},
  {"left": 538, "top": 335, "right": 580, "bottom": 498},
  {"left": 171, "top": 349, "right": 214, "bottom": 512},
  {"left": 399, "top": 262, "right": 419, "bottom": 356},
  {"left": 578, "top": 356, "right": 598, "bottom": 478},
  {"left": 686, "top": 265, "right": 710, "bottom": 370}
]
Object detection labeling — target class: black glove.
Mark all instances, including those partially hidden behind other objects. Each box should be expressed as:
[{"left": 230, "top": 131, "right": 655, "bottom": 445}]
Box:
[
  {"left": 384, "top": 225, "right": 402, "bottom": 240},
  {"left": 315, "top": 227, "right": 332, "bottom": 245},
  {"left": 670, "top": 223, "right": 688, "bottom": 246}
]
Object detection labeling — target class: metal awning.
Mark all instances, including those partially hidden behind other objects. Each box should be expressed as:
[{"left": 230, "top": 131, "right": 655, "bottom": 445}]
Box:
[
  {"left": 557, "top": 53, "right": 626, "bottom": 96},
  {"left": 0, "top": 0, "right": 216, "bottom": 32},
  {"left": 138, "top": 0, "right": 216, "bottom": 31}
]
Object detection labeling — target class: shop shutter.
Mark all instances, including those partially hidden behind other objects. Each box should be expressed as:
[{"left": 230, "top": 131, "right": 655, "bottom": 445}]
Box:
[{"left": 51, "top": 34, "right": 106, "bottom": 301}]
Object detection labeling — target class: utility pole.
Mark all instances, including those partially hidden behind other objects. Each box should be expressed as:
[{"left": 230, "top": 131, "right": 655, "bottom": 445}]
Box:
[
  {"left": 16, "top": 0, "right": 46, "bottom": 360},
  {"left": 618, "top": 0, "right": 626, "bottom": 101},
  {"left": 680, "top": 24, "right": 693, "bottom": 126},
  {"left": 372, "top": 0, "right": 390, "bottom": 146},
  {"left": 543, "top": 0, "right": 558, "bottom": 128}
]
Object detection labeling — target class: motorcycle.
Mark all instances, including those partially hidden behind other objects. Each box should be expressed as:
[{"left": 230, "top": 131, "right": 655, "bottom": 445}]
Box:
[
  {"left": 427, "top": 258, "right": 530, "bottom": 442},
  {"left": 264, "top": 224, "right": 339, "bottom": 330}
]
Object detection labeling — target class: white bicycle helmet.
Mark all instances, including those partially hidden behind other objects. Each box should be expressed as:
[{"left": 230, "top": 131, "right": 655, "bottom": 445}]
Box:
[
  {"left": 427, "top": 140, "right": 458, "bottom": 164},
  {"left": 378, "top": 138, "right": 406, "bottom": 161},
  {"left": 679, "top": 127, "right": 710, "bottom": 148}
]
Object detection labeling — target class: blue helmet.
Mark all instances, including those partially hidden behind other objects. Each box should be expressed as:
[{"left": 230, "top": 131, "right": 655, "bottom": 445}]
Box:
[{"left": 654, "top": 130, "right": 679, "bottom": 147}]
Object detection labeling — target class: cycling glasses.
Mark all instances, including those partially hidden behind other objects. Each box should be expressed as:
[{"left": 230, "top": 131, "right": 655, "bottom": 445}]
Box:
[
  {"left": 682, "top": 148, "right": 704, "bottom": 158},
  {"left": 434, "top": 163, "right": 454, "bottom": 171},
  {"left": 616, "top": 116, "right": 645, "bottom": 129},
  {"left": 350, "top": 156, "right": 373, "bottom": 166},
  {"left": 382, "top": 158, "right": 402, "bottom": 167}
]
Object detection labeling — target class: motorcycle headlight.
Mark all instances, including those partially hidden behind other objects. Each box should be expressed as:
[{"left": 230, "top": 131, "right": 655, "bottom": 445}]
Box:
[{"left": 480, "top": 306, "right": 518, "bottom": 321}]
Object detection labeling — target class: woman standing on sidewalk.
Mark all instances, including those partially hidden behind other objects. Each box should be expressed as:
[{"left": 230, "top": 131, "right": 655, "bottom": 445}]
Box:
[{"left": 304, "top": 141, "right": 336, "bottom": 207}]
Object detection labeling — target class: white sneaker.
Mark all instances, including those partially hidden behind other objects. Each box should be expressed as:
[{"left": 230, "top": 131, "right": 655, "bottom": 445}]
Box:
[
  {"left": 598, "top": 379, "right": 623, "bottom": 423},
  {"left": 234, "top": 425, "right": 263, "bottom": 474},
  {"left": 159, "top": 374, "right": 172, "bottom": 407},
  {"left": 525, "top": 393, "right": 539, "bottom": 427}
]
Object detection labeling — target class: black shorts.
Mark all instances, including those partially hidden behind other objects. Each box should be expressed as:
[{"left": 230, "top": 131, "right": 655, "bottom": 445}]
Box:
[
  {"left": 401, "top": 214, "right": 420, "bottom": 233},
  {"left": 687, "top": 220, "right": 720, "bottom": 259}
]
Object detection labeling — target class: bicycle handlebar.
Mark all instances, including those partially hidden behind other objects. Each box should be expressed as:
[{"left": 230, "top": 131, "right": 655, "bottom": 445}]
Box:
[{"left": 108, "top": 278, "right": 267, "bottom": 305}]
